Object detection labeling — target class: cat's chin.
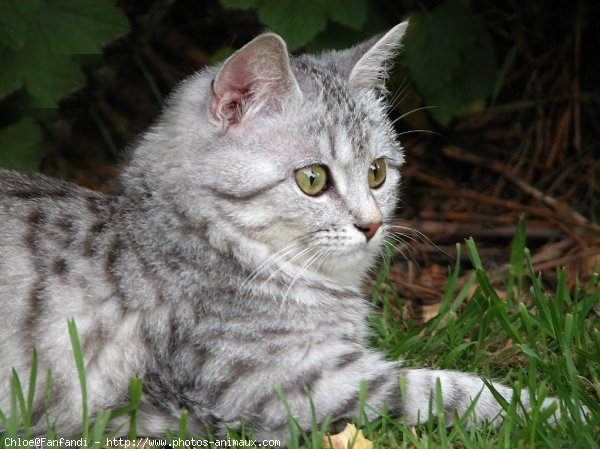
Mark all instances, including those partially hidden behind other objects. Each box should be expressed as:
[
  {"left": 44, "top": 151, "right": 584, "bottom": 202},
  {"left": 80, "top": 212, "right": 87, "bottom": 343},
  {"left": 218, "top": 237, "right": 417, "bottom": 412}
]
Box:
[{"left": 312, "top": 242, "right": 381, "bottom": 287}]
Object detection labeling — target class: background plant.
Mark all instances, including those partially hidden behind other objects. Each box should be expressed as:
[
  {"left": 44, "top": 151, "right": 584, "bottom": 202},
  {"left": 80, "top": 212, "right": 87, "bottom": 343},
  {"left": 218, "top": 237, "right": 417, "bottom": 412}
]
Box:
[{"left": 0, "top": 0, "right": 129, "bottom": 171}]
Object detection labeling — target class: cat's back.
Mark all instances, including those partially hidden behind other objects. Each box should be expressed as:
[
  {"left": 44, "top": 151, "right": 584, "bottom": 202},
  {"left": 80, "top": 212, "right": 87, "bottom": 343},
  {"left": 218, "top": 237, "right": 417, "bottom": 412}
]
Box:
[
  {"left": 0, "top": 168, "right": 107, "bottom": 218},
  {"left": 0, "top": 169, "right": 116, "bottom": 326},
  {"left": 0, "top": 169, "right": 113, "bottom": 255},
  {"left": 1, "top": 170, "right": 153, "bottom": 430}
]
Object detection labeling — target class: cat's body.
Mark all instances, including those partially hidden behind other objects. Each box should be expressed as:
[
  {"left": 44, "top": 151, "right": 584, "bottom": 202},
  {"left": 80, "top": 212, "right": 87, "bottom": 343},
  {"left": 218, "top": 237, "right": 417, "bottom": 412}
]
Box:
[{"left": 0, "top": 23, "right": 561, "bottom": 440}]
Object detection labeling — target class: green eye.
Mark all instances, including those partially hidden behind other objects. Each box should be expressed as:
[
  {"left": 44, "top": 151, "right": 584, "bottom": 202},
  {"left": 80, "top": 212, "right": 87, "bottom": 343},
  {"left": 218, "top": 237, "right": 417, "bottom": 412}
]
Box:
[
  {"left": 295, "top": 165, "right": 328, "bottom": 196},
  {"left": 368, "top": 158, "right": 386, "bottom": 188}
]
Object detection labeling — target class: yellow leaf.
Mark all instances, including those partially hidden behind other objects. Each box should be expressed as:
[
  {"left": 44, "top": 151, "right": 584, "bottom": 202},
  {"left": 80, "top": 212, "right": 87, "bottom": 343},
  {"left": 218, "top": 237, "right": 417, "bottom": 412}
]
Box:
[{"left": 322, "top": 423, "right": 373, "bottom": 449}]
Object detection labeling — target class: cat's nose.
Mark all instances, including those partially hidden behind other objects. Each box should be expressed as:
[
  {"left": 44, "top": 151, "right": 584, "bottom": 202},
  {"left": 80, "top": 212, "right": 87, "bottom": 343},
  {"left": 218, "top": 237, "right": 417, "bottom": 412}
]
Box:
[{"left": 355, "top": 221, "right": 382, "bottom": 241}]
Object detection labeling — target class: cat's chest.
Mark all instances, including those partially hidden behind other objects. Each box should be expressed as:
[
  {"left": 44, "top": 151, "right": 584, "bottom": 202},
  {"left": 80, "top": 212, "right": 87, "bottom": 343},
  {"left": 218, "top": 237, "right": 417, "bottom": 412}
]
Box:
[
  {"left": 219, "top": 285, "right": 369, "bottom": 351},
  {"left": 155, "top": 281, "right": 368, "bottom": 349}
]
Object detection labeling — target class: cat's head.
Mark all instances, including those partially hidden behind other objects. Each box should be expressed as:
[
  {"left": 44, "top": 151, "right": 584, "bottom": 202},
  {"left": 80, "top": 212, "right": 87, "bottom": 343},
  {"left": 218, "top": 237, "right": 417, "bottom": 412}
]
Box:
[{"left": 129, "top": 22, "right": 408, "bottom": 290}]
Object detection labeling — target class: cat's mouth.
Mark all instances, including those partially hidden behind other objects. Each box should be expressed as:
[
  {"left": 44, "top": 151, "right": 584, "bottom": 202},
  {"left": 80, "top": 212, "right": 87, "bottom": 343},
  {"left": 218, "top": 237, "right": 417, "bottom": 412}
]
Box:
[
  {"left": 278, "top": 226, "right": 383, "bottom": 275},
  {"left": 249, "top": 223, "right": 385, "bottom": 286}
]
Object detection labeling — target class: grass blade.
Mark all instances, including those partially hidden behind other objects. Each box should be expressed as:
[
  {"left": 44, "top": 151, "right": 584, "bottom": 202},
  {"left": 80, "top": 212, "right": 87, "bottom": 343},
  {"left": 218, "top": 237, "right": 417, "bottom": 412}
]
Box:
[{"left": 67, "top": 318, "right": 89, "bottom": 441}]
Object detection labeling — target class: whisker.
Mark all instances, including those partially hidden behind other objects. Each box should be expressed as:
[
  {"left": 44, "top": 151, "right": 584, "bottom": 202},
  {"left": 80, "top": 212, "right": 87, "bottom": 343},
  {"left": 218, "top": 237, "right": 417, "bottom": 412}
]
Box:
[
  {"left": 395, "top": 129, "right": 442, "bottom": 138},
  {"left": 240, "top": 233, "right": 316, "bottom": 289},
  {"left": 384, "top": 235, "right": 415, "bottom": 265},
  {"left": 387, "top": 78, "right": 411, "bottom": 110},
  {"left": 388, "top": 224, "right": 453, "bottom": 258},
  {"left": 387, "top": 230, "right": 422, "bottom": 250},
  {"left": 312, "top": 249, "right": 332, "bottom": 280},
  {"left": 390, "top": 105, "right": 438, "bottom": 127},
  {"left": 388, "top": 76, "right": 413, "bottom": 106},
  {"left": 282, "top": 248, "right": 328, "bottom": 303},
  {"left": 260, "top": 243, "right": 317, "bottom": 289}
]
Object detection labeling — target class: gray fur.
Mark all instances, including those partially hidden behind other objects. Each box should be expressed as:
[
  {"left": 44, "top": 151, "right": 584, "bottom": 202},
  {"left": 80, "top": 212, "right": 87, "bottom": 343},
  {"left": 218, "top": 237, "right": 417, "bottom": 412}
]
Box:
[{"left": 0, "top": 22, "right": 561, "bottom": 440}]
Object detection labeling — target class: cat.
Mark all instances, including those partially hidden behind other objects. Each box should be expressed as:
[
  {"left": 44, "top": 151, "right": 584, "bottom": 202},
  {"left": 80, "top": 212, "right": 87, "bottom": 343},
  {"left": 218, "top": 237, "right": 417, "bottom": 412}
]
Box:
[{"left": 0, "top": 22, "right": 568, "bottom": 441}]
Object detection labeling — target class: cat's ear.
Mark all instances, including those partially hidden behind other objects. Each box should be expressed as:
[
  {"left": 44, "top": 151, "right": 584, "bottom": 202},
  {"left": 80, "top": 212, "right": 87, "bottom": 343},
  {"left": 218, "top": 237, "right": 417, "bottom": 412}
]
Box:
[
  {"left": 210, "top": 33, "right": 301, "bottom": 130},
  {"left": 348, "top": 21, "right": 409, "bottom": 91}
]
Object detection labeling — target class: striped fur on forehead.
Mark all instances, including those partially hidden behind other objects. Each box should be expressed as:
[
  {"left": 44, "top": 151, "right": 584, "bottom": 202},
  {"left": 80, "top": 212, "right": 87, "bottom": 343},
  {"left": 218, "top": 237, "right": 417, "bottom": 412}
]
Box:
[{"left": 293, "top": 58, "right": 382, "bottom": 161}]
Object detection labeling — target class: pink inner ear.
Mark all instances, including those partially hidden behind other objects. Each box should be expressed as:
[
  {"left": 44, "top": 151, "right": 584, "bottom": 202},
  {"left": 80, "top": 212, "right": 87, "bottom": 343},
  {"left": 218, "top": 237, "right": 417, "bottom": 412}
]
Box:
[
  {"left": 210, "top": 33, "right": 300, "bottom": 130},
  {"left": 211, "top": 80, "right": 250, "bottom": 127},
  {"left": 211, "top": 53, "right": 256, "bottom": 127}
]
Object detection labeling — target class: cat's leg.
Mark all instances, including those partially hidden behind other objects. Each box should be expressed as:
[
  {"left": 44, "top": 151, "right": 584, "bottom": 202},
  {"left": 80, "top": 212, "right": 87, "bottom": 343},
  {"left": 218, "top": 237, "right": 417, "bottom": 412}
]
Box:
[
  {"left": 130, "top": 350, "right": 568, "bottom": 441},
  {"left": 253, "top": 351, "right": 563, "bottom": 439},
  {"left": 397, "top": 368, "right": 559, "bottom": 426}
]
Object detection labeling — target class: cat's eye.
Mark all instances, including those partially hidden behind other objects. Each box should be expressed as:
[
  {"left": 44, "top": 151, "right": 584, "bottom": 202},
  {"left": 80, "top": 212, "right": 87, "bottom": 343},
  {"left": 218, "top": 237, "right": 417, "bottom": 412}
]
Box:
[
  {"left": 368, "top": 158, "right": 386, "bottom": 188},
  {"left": 295, "top": 165, "right": 328, "bottom": 196}
]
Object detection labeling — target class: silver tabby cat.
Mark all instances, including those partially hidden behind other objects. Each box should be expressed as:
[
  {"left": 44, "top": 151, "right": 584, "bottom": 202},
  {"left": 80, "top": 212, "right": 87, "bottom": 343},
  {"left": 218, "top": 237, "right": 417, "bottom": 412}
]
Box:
[{"left": 0, "top": 23, "right": 560, "bottom": 440}]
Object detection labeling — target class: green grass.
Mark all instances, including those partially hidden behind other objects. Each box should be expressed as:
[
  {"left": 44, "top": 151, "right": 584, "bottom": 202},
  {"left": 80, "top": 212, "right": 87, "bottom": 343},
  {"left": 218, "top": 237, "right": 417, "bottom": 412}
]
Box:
[
  {"left": 363, "top": 237, "right": 600, "bottom": 448},
  {"left": 1, "top": 230, "right": 599, "bottom": 448}
]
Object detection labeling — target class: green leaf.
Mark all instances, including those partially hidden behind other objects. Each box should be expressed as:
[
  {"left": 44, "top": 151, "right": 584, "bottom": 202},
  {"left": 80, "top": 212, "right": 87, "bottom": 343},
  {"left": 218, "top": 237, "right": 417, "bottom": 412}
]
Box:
[
  {"left": 0, "top": 0, "right": 129, "bottom": 54},
  {"left": 0, "top": 43, "right": 83, "bottom": 107},
  {"left": 0, "top": 0, "right": 129, "bottom": 105},
  {"left": 0, "top": 0, "right": 41, "bottom": 47},
  {"left": 222, "top": 0, "right": 371, "bottom": 51},
  {"left": 0, "top": 45, "right": 24, "bottom": 99},
  {"left": 0, "top": 117, "right": 44, "bottom": 171},
  {"left": 403, "top": 0, "right": 499, "bottom": 125},
  {"left": 256, "top": 0, "right": 327, "bottom": 51},
  {"left": 221, "top": 0, "right": 258, "bottom": 8},
  {"left": 45, "top": 0, "right": 129, "bottom": 53},
  {"left": 21, "top": 44, "right": 86, "bottom": 107},
  {"left": 323, "top": 0, "right": 367, "bottom": 30}
]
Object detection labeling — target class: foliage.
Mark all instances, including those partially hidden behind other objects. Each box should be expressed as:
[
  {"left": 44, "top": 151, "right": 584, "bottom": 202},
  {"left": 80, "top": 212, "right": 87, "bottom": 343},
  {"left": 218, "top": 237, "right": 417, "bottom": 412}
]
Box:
[
  {"left": 402, "top": 0, "right": 499, "bottom": 125},
  {"left": 221, "top": 0, "right": 501, "bottom": 126},
  {"left": 0, "top": 0, "right": 507, "bottom": 171},
  {"left": 221, "top": 0, "right": 368, "bottom": 51},
  {"left": 0, "top": 118, "right": 43, "bottom": 171},
  {"left": 0, "top": 0, "right": 129, "bottom": 171}
]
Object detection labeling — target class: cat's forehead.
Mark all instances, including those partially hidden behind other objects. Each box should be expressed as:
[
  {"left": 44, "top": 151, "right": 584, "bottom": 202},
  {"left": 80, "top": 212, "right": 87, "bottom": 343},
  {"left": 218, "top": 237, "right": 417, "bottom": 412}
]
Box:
[
  {"left": 291, "top": 58, "right": 388, "bottom": 163},
  {"left": 292, "top": 57, "right": 370, "bottom": 115}
]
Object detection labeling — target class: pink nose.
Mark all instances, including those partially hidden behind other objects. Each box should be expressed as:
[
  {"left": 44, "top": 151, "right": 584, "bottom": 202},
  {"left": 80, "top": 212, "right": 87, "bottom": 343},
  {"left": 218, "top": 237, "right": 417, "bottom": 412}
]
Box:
[{"left": 355, "top": 222, "right": 382, "bottom": 241}]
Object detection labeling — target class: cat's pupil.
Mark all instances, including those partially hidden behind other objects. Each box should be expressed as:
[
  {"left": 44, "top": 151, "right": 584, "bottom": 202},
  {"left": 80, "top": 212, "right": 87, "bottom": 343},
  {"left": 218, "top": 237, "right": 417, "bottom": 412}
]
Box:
[
  {"left": 309, "top": 172, "right": 316, "bottom": 185},
  {"left": 368, "top": 158, "right": 387, "bottom": 188}
]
